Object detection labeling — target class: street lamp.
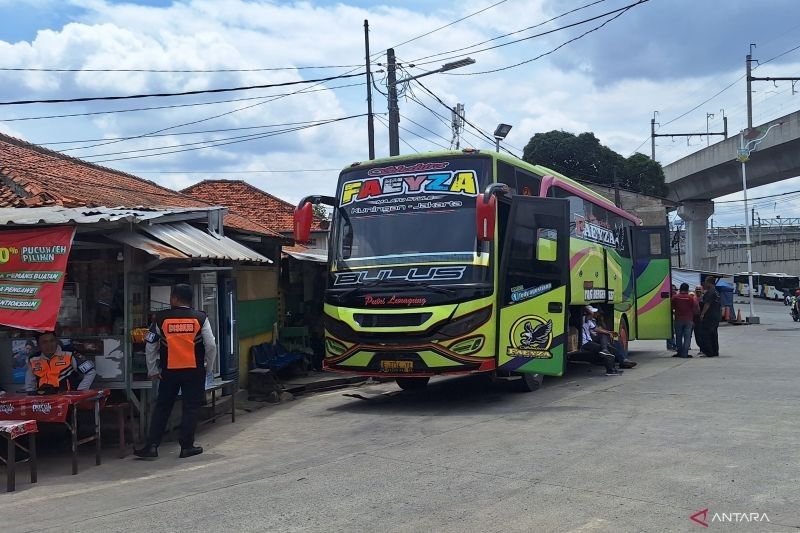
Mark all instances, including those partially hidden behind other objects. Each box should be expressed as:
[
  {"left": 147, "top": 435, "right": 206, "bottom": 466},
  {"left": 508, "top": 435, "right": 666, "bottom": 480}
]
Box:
[
  {"left": 387, "top": 54, "right": 475, "bottom": 156},
  {"left": 736, "top": 121, "right": 784, "bottom": 324},
  {"left": 494, "top": 123, "right": 512, "bottom": 152}
]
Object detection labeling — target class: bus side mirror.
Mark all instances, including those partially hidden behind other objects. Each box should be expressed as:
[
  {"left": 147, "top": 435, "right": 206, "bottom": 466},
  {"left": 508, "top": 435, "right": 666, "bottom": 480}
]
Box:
[
  {"left": 294, "top": 202, "right": 313, "bottom": 243},
  {"left": 476, "top": 193, "right": 496, "bottom": 241}
]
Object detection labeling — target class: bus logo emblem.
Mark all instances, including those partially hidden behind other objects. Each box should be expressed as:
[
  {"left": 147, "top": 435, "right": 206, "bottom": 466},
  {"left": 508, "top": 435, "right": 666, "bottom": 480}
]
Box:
[{"left": 507, "top": 316, "right": 554, "bottom": 359}]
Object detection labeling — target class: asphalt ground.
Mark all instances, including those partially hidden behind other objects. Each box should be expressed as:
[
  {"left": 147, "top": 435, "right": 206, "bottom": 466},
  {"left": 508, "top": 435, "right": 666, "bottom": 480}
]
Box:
[{"left": 1, "top": 299, "right": 798, "bottom": 532}]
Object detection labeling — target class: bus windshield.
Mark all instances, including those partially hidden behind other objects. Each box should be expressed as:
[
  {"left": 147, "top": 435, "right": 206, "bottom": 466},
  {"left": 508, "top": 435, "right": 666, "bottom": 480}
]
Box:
[{"left": 332, "top": 156, "right": 491, "bottom": 279}]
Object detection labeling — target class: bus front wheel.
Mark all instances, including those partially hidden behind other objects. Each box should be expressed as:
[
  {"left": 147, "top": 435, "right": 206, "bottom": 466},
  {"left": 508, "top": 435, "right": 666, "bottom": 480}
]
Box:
[
  {"left": 515, "top": 372, "right": 543, "bottom": 392},
  {"left": 396, "top": 377, "right": 430, "bottom": 391}
]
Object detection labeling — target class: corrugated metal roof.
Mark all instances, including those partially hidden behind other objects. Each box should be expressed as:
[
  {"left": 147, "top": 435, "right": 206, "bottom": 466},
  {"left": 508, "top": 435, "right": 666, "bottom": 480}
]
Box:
[
  {"left": 142, "top": 222, "right": 270, "bottom": 263},
  {"left": 107, "top": 231, "right": 190, "bottom": 260},
  {"left": 284, "top": 250, "right": 327, "bottom": 263},
  {"left": 0, "top": 206, "right": 207, "bottom": 226}
]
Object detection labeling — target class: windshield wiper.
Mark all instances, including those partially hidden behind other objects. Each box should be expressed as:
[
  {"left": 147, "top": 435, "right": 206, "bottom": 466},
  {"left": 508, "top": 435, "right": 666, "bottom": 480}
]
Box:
[{"left": 335, "top": 279, "right": 455, "bottom": 299}]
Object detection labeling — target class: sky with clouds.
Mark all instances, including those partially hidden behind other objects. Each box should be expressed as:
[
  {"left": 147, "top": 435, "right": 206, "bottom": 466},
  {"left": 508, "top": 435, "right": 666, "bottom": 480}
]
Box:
[{"left": 0, "top": 0, "right": 799, "bottom": 227}]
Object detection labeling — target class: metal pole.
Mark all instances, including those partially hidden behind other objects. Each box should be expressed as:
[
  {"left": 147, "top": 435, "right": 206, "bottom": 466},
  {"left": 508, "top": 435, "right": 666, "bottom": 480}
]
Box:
[
  {"left": 386, "top": 48, "right": 400, "bottom": 156},
  {"left": 651, "top": 118, "right": 656, "bottom": 160},
  {"left": 364, "top": 20, "right": 375, "bottom": 160},
  {"left": 746, "top": 51, "right": 754, "bottom": 130},
  {"left": 740, "top": 131, "right": 758, "bottom": 323},
  {"left": 495, "top": 137, "right": 500, "bottom": 153}
]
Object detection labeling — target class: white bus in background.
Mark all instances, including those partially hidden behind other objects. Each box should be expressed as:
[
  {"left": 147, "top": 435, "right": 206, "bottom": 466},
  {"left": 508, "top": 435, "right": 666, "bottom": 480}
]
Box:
[
  {"left": 759, "top": 273, "right": 799, "bottom": 301},
  {"left": 734, "top": 272, "right": 760, "bottom": 297}
]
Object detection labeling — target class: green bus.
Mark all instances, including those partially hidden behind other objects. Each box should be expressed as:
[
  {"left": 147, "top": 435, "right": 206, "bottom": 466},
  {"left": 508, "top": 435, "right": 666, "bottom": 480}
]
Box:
[{"left": 295, "top": 150, "right": 672, "bottom": 391}]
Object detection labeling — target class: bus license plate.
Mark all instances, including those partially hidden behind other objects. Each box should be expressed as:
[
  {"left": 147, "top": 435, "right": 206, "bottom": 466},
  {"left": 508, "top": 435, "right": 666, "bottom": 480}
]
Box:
[{"left": 380, "top": 360, "right": 413, "bottom": 373}]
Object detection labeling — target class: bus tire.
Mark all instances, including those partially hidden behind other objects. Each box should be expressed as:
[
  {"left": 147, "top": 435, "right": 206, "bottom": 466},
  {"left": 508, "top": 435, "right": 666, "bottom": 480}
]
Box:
[
  {"left": 396, "top": 377, "right": 429, "bottom": 391},
  {"left": 515, "top": 372, "right": 542, "bottom": 392},
  {"left": 619, "top": 318, "right": 630, "bottom": 353}
]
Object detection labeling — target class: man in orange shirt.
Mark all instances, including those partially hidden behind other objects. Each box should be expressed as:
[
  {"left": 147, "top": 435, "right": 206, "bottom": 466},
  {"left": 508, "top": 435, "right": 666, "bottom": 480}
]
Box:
[
  {"left": 671, "top": 283, "right": 699, "bottom": 358},
  {"left": 134, "top": 284, "right": 216, "bottom": 459}
]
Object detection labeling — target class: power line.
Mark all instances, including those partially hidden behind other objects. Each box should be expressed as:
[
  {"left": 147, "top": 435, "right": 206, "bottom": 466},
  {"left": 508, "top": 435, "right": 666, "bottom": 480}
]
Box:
[
  {"left": 36, "top": 114, "right": 386, "bottom": 145},
  {"left": 0, "top": 64, "right": 361, "bottom": 73},
  {"left": 412, "top": 79, "right": 520, "bottom": 157},
  {"left": 134, "top": 169, "right": 340, "bottom": 174},
  {"left": 0, "top": 71, "right": 364, "bottom": 106},
  {"left": 374, "top": 114, "right": 418, "bottom": 154},
  {"left": 0, "top": 82, "right": 364, "bottom": 122},
  {"left": 83, "top": 114, "right": 367, "bottom": 163},
  {"left": 714, "top": 188, "right": 800, "bottom": 204},
  {"left": 406, "top": 0, "right": 608, "bottom": 65},
  {"left": 444, "top": 2, "right": 643, "bottom": 76},
  {"left": 382, "top": 0, "right": 511, "bottom": 53},
  {"left": 398, "top": 113, "right": 453, "bottom": 145},
  {"left": 410, "top": 0, "right": 645, "bottom": 68},
  {"left": 76, "top": 116, "right": 366, "bottom": 160}
]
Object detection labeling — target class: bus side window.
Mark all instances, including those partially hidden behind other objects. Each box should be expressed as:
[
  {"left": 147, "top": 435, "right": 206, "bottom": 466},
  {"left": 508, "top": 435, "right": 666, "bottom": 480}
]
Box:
[{"left": 536, "top": 228, "right": 558, "bottom": 262}]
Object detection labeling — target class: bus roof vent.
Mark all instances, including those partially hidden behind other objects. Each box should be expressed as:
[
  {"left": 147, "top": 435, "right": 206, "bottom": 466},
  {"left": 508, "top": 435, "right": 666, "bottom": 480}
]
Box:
[
  {"left": 462, "top": 148, "right": 480, "bottom": 154},
  {"left": 350, "top": 161, "right": 361, "bottom": 167}
]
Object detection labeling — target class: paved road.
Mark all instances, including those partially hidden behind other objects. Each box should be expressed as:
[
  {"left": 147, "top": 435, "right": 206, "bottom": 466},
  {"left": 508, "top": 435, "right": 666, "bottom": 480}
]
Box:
[{"left": 2, "top": 300, "right": 798, "bottom": 532}]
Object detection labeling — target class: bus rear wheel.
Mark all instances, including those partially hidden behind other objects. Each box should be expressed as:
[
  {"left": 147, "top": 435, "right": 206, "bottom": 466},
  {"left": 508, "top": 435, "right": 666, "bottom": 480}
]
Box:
[
  {"left": 396, "top": 377, "right": 430, "bottom": 391},
  {"left": 515, "top": 372, "right": 543, "bottom": 392},
  {"left": 619, "top": 319, "right": 629, "bottom": 353}
]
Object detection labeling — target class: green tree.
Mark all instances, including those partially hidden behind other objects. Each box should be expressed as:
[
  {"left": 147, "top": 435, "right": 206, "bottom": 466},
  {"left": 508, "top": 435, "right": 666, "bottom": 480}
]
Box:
[
  {"left": 312, "top": 204, "right": 330, "bottom": 221},
  {"left": 522, "top": 130, "right": 667, "bottom": 196}
]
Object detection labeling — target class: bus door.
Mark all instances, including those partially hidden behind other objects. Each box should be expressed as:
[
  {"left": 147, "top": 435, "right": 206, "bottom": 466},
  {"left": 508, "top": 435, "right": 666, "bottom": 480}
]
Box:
[
  {"left": 497, "top": 197, "right": 569, "bottom": 376},
  {"left": 631, "top": 226, "right": 672, "bottom": 339}
]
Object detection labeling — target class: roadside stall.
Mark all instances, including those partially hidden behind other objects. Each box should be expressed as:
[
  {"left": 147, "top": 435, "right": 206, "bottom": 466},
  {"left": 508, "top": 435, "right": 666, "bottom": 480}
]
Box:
[{"left": 0, "top": 206, "right": 273, "bottom": 441}]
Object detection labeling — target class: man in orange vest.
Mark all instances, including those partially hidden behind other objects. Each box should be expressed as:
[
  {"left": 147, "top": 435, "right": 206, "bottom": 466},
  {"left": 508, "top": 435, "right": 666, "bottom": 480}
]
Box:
[
  {"left": 135, "top": 284, "right": 217, "bottom": 459},
  {"left": 25, "top": 331, "right": 96, "bottom": 393}
]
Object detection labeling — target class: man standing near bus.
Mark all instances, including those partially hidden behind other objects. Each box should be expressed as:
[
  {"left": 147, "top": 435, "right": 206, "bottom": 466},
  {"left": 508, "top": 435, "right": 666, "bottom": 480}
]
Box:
[
  {"left": 134, "top": 284, "right": 217, "bottom": 459},
  {"left": 699, "top": 277, "right": 721, "bottom": 357},
  {"left": 671, "top": 283, "right": 699, "bottom": 358}
]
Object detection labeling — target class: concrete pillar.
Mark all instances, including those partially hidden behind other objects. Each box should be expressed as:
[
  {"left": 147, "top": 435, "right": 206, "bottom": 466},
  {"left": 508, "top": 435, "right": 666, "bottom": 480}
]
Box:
[{"left": 678, "top": 200, "right": 714, "bottom": 270}]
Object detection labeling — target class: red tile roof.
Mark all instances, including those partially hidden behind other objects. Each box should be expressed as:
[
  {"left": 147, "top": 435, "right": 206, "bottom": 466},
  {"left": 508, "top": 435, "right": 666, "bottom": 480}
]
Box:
[
  {"left": 0, "top": 132, "right": 283, "bottom": 238},
  {"left": 182, "top": 180, "right": 328, "bottom": 234}
]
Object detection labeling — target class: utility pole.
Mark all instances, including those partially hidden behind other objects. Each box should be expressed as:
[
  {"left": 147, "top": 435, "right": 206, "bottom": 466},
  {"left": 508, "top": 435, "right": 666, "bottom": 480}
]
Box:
[
  {"left": 746, "top": 44, "right": 755, "bottom": 130},
  {"left": 706, "top": 113, "right": 714, "bottom": 147},
  {"left": 364, "top": 20, "right": 375, "bottom": 160},
  {"left": 386, "top": 48, "right": 400, "bottom": 157},
  {"left": 745, "top": 45, "right": 800, "bottom": 129},
  {"left": 450, "top": 103, "right": 464, "bottom": 149},
  {"left": 650, "top": 111, "right": 726, "bottom": 161},
  {"left": 613, "top": 167, "right": 621, "bottom": 207},
  {"left": 650, "top": 113, "right": 657, "bottom": 160}
]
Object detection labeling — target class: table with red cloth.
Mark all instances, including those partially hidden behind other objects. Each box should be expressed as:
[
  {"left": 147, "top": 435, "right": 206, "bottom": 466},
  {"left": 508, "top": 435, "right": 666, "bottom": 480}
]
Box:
[
  {"left": 0, "top": 420, "right": 38, "bottom": 492},
  {"left": 0, "top": 389, "right": 108, "bottom": 475}
]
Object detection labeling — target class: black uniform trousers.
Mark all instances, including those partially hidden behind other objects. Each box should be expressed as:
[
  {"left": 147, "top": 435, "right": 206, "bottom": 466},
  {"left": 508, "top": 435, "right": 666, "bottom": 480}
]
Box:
[
  {"left": 701, "top": 317, "right": 720, "bottom": 357},
  {"left": 148, "top": 368, "right": 205, "bottom": 449}
]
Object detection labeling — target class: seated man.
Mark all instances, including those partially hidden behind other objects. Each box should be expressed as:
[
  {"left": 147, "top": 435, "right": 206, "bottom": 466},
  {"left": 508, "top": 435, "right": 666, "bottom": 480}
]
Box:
[
  {"left": 25, "top": 331, "right": 96, "bottom": 394},
  {"left": 595, "top": 310, "right": 637, "bottom": 369},
  {"left": 581, "top": 306, "right": 621, "bottom": 376}
]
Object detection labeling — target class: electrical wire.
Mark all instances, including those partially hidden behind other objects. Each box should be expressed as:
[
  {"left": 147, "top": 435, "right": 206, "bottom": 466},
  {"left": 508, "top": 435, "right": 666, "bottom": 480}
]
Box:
[
  {"left": 409, "top": 0, "right": 646, "bottom": 68},
  {"left": 82, "top": 114, "right": 367, "bottom": 163},
  {"left": 36, "top": 115, "right": 383, "bottom": 145},
  {"left": 133, "top": 169, "right": 340, "bottom": 174},
  {"left": 0, "top": 71, "right": 364, "bottom": 106},
  {"left": 0, "top": 82, "right": 364, "bottom": 122},
  {"left": 380, "top": 0, "right": 511, "bottom": 54},
  {"left": 0, "top": 64, "right": 362, "bottom": 73},
  {"left": 444, "top": 3, "right": 642, "bottom": 76},
  {"left": 374, "top": 114, "right": 419, "bottom": 153},
  {"left": 406, "top": 0, "right": 608, "bottom": 65}
]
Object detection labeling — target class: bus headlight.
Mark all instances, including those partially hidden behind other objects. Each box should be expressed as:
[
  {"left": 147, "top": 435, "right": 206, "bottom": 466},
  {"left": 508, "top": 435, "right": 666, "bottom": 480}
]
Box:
[
  {"left": 449, "top": 336, "right": 485, "bottom": 355},
  {"left": 433, "top": 306, "right": 492, "bottom": 339}
]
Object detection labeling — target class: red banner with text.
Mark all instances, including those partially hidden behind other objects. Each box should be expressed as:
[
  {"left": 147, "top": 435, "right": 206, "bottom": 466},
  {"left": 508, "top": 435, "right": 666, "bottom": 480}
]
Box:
[{"left": 0, "top": 226, "right": 75, "bottom": 331}]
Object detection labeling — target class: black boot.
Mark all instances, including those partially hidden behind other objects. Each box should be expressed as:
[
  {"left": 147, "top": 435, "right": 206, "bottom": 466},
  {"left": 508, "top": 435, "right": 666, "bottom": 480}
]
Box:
[
  {"left": 179, "top": 446, "right": 203, "bottom": 458},
  {"left": 133, "top": 444, "right": 158, "bottom": 458}
]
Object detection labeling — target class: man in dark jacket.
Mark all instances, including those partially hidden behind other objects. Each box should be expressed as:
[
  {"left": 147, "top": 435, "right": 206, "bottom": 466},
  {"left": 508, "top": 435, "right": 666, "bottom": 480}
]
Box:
[{"left": 699, "top": 277, "right": 722, "bottom": 357}]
